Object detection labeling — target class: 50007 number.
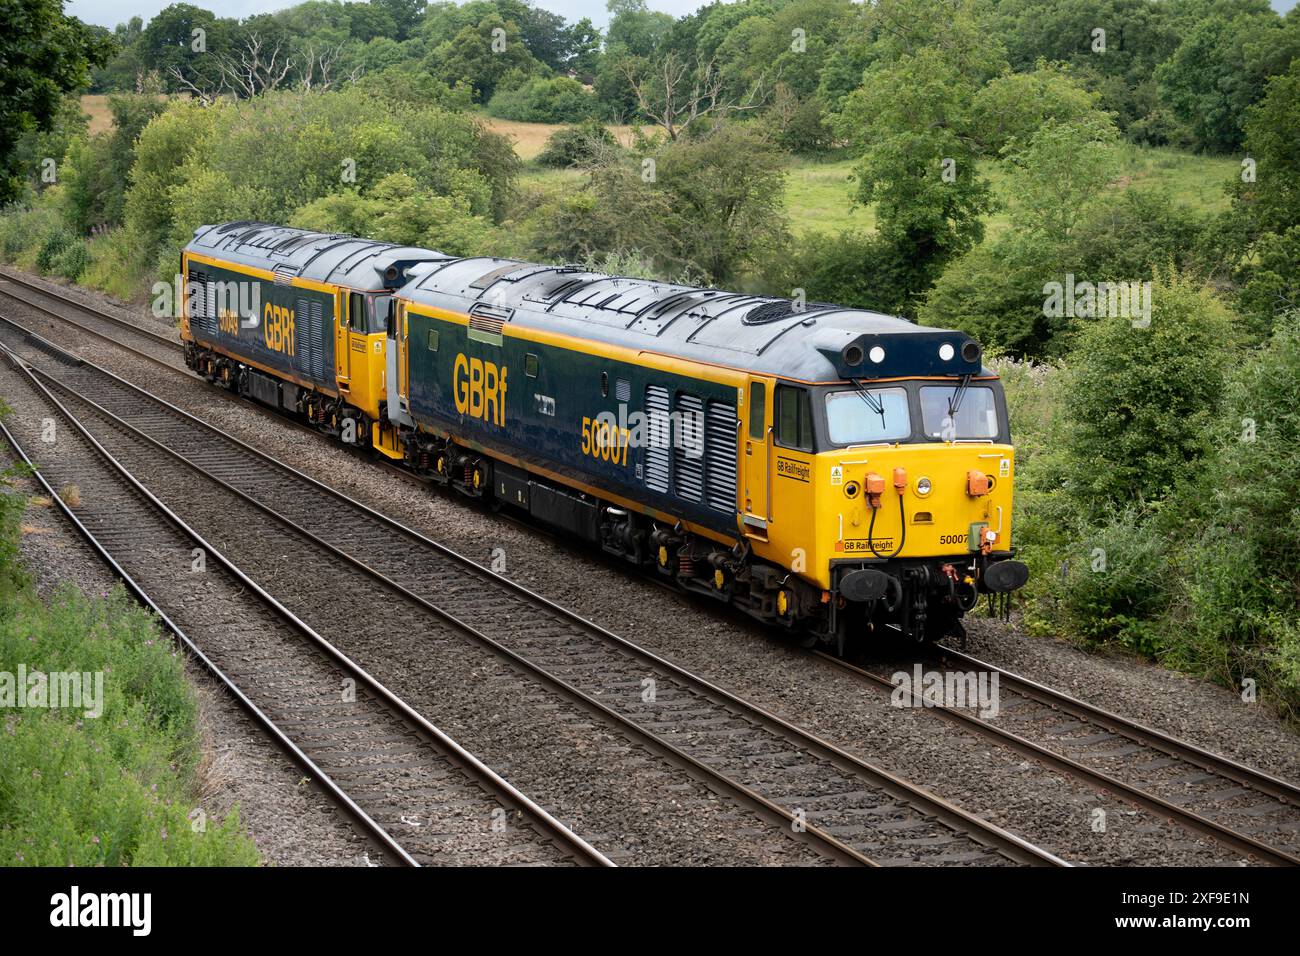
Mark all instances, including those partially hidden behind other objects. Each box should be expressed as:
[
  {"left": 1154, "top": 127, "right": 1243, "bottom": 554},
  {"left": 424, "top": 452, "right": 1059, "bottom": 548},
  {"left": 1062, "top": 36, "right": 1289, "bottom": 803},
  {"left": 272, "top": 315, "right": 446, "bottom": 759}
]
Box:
[{"left": 581, "top": 416, "right": 631, "bottom": 466}]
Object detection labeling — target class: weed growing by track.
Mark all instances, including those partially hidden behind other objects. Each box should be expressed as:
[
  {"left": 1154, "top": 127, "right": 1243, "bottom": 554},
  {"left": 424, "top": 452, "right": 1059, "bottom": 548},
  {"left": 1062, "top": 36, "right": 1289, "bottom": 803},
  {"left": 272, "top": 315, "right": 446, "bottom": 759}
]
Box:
[{"left": 0, "top": 467, "right": 258, "bottom": 865}]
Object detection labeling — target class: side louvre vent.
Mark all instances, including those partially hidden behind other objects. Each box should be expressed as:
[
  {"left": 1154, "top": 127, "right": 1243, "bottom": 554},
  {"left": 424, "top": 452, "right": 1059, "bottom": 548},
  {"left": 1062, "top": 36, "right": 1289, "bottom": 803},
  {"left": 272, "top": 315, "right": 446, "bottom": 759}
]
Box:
[
  {"left": 186, "top": 269, "right": 216, "bottom": 337},
  {"left": 273, "top": 264, "right": 297, "bottom": 286},
  {"left": 293, "top": 297, "right": 327, "bottom": 382},
  {"left": 644, "top": 385, "right": 671, "bottom": 494},
  {"left": 309, "top": 300, "right": 325, "bottom": 380},
  {"left": 614, "top": 378, "right": 631, "bottom": 403},
  {"left": 673, "top": 393, "right": 705, "bottom": 502},
  {"left": 704, "top": 401, "right": 738, "bottom": 513}
]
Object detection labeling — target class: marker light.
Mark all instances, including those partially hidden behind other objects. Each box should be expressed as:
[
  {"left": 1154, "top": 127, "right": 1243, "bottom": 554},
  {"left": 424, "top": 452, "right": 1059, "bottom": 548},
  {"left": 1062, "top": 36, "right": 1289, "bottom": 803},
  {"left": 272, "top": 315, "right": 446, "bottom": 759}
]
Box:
[
  {"left": 915, "top": 477, "right": 932, "bottom": 497},
  {"left": 939, "top": 343, "right": 955, "bottom": 361}
]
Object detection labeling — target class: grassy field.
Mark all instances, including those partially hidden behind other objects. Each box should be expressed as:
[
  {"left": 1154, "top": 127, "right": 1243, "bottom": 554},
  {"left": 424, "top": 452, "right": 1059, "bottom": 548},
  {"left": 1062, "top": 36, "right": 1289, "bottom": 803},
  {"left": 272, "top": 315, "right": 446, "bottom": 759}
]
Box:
[
  {"left": 479, "top": 113, "right": 655, "bottom": 160},
  {"left": 500, "top": 120, "right": 1238, "bottom": 239},
  {"left": 79, "top": 94, "right": 115, "bottom": 136}
]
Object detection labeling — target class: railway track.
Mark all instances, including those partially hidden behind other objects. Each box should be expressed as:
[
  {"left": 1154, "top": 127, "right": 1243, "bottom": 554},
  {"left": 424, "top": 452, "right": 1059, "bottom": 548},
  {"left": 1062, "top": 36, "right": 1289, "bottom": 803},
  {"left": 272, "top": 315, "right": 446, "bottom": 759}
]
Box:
[
  {"left": 0, "top": 268, "right": 183, "bottom": 369},
  {"left": 6, "top": 271, "right": 1298, "bottom": 869},
  {"left": 815, "top": 648, "right": 1300, "bottom": 866},
  {"left": 0, "top": 340, "right": 611, "bottom": 868},
  {"left": 0, "top": 310, "right": 1064, "bottom": 867}
]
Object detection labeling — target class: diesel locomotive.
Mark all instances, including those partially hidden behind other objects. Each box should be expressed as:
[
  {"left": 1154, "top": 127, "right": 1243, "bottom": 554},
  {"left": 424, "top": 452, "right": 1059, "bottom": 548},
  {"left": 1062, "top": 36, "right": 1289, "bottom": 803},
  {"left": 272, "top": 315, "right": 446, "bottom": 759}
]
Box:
[{"left": 181, "top": 222, "right": 1028, "bottom": 650}]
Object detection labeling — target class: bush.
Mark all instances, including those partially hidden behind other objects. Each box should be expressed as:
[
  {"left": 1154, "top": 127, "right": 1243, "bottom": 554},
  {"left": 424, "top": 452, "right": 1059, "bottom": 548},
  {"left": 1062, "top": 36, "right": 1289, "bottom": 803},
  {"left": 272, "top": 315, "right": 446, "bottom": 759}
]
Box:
[
  {"left": 0, "top": 204, "right": 54, "bottom": 263},
  {"left": 1167, "top": 314, "right": 1300, "bottom": 716},
  {"left": 536, "top": 120, "right": 620, "bottom": 168},
  {"left": 0, "top": 459, "right": 27, "bottom": 602},
  {"left": 763, "top": 86, "right": 835, "bottom": 156},
  {"left": 78, "top": 226, "right": 157, "bottom": 303},
  {"left": 52, "top": 240, "right": 91, "bottom": 281},
  {"left": 1046, "top": 507, "right": 1169, "bottom": 654},
  {"left": 486, "top": 76, "right": 598, "bottom": 123},
  {"left": 1058, "top": 271, "right": 1238, "bottom": 517},
  {"left": 0, "top": 586, "right": 259, "bottom": 865},
  {"left": 290, "top": 172, "right": 498, "bottom": 257},
  {"left": 34, "top": 227, "right": 77, "bottom": 274},
  {"left": 925, "top": 190, "right": 1215, "bottom": 360},
  {"left": 773, "top": 229, "right": 924, "bottom": 315}
]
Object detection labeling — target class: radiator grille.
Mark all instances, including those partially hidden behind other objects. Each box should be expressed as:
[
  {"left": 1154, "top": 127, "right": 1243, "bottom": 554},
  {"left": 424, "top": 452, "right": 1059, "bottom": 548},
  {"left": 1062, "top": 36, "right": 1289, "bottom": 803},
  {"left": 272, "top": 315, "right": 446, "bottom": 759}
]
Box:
[
  {"left": 704, "top": 400, "right": 737, "bottom": 513},
  {"left": 186, "top": 269, "right": 216, "bottom": 338},
  {"left": 673, "top": 392, "right": 704, "bottom": 502},
  {"left": 308, "top": 300, "right": 325, "bottom": 380},
  {"left": 644, "top": 385, "right": 671, "bottom": 493}
]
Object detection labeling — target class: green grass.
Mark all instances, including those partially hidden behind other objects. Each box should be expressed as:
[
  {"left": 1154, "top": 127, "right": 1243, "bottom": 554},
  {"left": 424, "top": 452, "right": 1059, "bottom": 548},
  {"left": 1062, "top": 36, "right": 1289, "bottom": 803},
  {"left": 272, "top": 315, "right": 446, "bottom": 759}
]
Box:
[
  {"left": 783, "top": 145, "right": 1237, "bottom": 241},
  {"left": 0, "top": 476, "right": 259, "bottom": 866},
  {"left": 783, "top": 157, "right": 875, "bottom": 236}
]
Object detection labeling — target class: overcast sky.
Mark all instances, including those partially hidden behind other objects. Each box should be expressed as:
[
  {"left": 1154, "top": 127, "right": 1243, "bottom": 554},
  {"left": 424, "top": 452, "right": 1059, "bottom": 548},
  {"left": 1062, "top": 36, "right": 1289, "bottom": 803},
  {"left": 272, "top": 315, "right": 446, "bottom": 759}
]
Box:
[{"left": 66, "top": 0, "right": 1297, "bottom": 32}]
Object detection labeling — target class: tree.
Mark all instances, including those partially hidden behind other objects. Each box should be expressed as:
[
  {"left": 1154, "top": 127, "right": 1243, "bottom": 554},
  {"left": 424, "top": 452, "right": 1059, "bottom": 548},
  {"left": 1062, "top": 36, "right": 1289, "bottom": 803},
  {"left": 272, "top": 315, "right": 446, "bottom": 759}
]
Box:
[
  {"left": 970, "top": 63, "right": 1106, "bottom": 154},
  {"left": 605, "top": 0, "right": 673, "bottom": 59},
  {"left": 993, "top": 0, "right": 1185, "bottom": 139},
  {"left": 0, "top": 0, "right": 111, "bottom": 203},
  {"left": 1003, "top": 118, "right": 1120, "bottom": 244},
  {"left": 654, "top": 123, "right": 790, "bottom": 283},
  {"left": 139, "top": 3, "right": 231, "bottom": 95},
  {"left": 1156, "top": 9, "right": 1300, "bottom": 153},
  {"left": 1226, "top": 60, "right": 1300, "bottom": 333},
  {"left": 624, "top": 52, "right": 771, "bottom": 140},
  {"left": 372, "top": 0, "right": 426, "bottom": 40},
  {"left": 63, "top": 93, "right": 169, "bottom": 233},
  {"left": 343, "top": 2, "right": 398, "bottom": 42},
  {"left": 426, "top": 14, "right": 542, "bottom": 101},
  {"left": 524, "top": 157, "right": 677, "bottom": 266},
  {"left": 835, "top": 47, "right": 997, "bottom": 310}
]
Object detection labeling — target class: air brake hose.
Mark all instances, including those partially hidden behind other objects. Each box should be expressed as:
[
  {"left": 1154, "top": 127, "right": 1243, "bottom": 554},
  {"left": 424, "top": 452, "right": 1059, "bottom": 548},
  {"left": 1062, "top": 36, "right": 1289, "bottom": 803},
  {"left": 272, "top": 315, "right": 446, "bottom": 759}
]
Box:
[{"left": 867, "top": 494, "right": 906, "bottom": 559}]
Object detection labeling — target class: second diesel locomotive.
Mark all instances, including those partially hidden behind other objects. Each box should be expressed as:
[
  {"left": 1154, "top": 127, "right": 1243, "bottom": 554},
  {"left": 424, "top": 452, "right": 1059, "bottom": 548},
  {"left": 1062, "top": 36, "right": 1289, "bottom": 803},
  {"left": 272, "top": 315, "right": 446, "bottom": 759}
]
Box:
[{"left": 181, "top": 222, "right": 1028, "bottom": 650}]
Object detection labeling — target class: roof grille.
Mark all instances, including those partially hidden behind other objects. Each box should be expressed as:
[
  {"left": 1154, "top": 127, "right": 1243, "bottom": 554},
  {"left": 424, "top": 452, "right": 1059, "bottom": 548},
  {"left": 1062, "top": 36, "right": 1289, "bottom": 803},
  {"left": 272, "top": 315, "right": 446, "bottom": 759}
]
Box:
[
  {"left": 469, "top": 302, "right": 511, "bottom": 335},
  {"left": 743, "top": 300, "right": 836, "bottom": 325}
]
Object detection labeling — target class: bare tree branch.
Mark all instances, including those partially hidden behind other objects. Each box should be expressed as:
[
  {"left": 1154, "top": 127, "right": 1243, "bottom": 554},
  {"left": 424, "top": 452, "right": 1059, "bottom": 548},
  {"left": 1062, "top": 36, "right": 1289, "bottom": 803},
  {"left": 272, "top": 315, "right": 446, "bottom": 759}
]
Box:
[
  {"left": 166, "top": 65, "right": 219, "bottom": 105},
  {"left": 624, "top": 53, "right": 775, "bottom": 140},
  {"left": 215, "top": 32, "right": 295, "bottom": 99}
]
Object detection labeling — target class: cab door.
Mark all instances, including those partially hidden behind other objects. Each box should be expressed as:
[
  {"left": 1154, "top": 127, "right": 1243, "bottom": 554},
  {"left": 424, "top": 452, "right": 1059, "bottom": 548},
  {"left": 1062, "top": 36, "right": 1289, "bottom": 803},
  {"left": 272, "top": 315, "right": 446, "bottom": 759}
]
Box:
[
  {"left": 396, "top": 302, "right": 410, "bottom": 413},
  {"left": 335, "top": 291, "right": 353, "bottom": 389},
  {"left": 741, "top": 376, "right": 774, "bottom": 539}
]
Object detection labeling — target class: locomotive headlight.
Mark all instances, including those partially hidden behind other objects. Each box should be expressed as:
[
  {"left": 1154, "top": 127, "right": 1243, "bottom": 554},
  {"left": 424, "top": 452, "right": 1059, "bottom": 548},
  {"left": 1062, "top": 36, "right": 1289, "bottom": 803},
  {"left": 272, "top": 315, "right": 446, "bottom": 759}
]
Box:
[
  {"left": 939, "top": 343, "right": 955, "bottom": 361},
  {"left": 915, "top": 477, "right": 932, "bottom": 497}
]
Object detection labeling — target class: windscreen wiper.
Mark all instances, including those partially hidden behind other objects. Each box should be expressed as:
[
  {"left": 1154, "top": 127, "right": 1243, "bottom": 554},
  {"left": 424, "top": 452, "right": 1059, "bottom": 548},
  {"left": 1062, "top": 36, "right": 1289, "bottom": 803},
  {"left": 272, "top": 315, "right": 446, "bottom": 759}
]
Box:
[
  {"left": 852, "top": 378, "right": 887, "bottom": 430},
  {"left": 947, "top": 373, "right": 973, "bottom": 421}
]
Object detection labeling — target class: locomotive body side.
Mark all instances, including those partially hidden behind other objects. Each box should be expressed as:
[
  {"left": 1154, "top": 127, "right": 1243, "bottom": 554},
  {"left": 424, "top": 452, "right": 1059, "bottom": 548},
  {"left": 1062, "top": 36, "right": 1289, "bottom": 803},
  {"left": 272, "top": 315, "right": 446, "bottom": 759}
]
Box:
[
  {"left": 181, "top": 223, "right": 448, "bottom": 457},
  {"left": 396, "top": 299, "right": 747, "bottom": 545},
  {"left": 178, "top": 224, "right": 1027, "bottom": 647}
]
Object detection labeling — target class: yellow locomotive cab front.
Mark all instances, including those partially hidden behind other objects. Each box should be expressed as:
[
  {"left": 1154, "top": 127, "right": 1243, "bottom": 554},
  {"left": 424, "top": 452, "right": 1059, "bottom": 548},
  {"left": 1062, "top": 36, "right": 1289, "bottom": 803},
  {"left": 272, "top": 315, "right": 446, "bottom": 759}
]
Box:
[
  {"left": 756, "top": 371, "right": 1028, "bottom": 647},
  {"left": 816, "top": 441, "right": 1016, "bottom": 573}
]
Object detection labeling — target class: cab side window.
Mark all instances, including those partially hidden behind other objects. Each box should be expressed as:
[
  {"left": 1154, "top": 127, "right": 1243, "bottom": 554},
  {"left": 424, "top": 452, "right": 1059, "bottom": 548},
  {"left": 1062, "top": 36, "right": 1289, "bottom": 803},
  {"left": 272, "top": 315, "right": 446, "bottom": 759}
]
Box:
[
  {"left": 775, "top": 385, "right": 814, "bottom": 452},
  {"left": 347, "top": 292, "right": 365, "bottom": 331},
  {"left": 370, "top": 295, "right": 394, "bottom": 335},
  {"left": 748, "top": 382, "right": 765, "bottom": 439}
]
